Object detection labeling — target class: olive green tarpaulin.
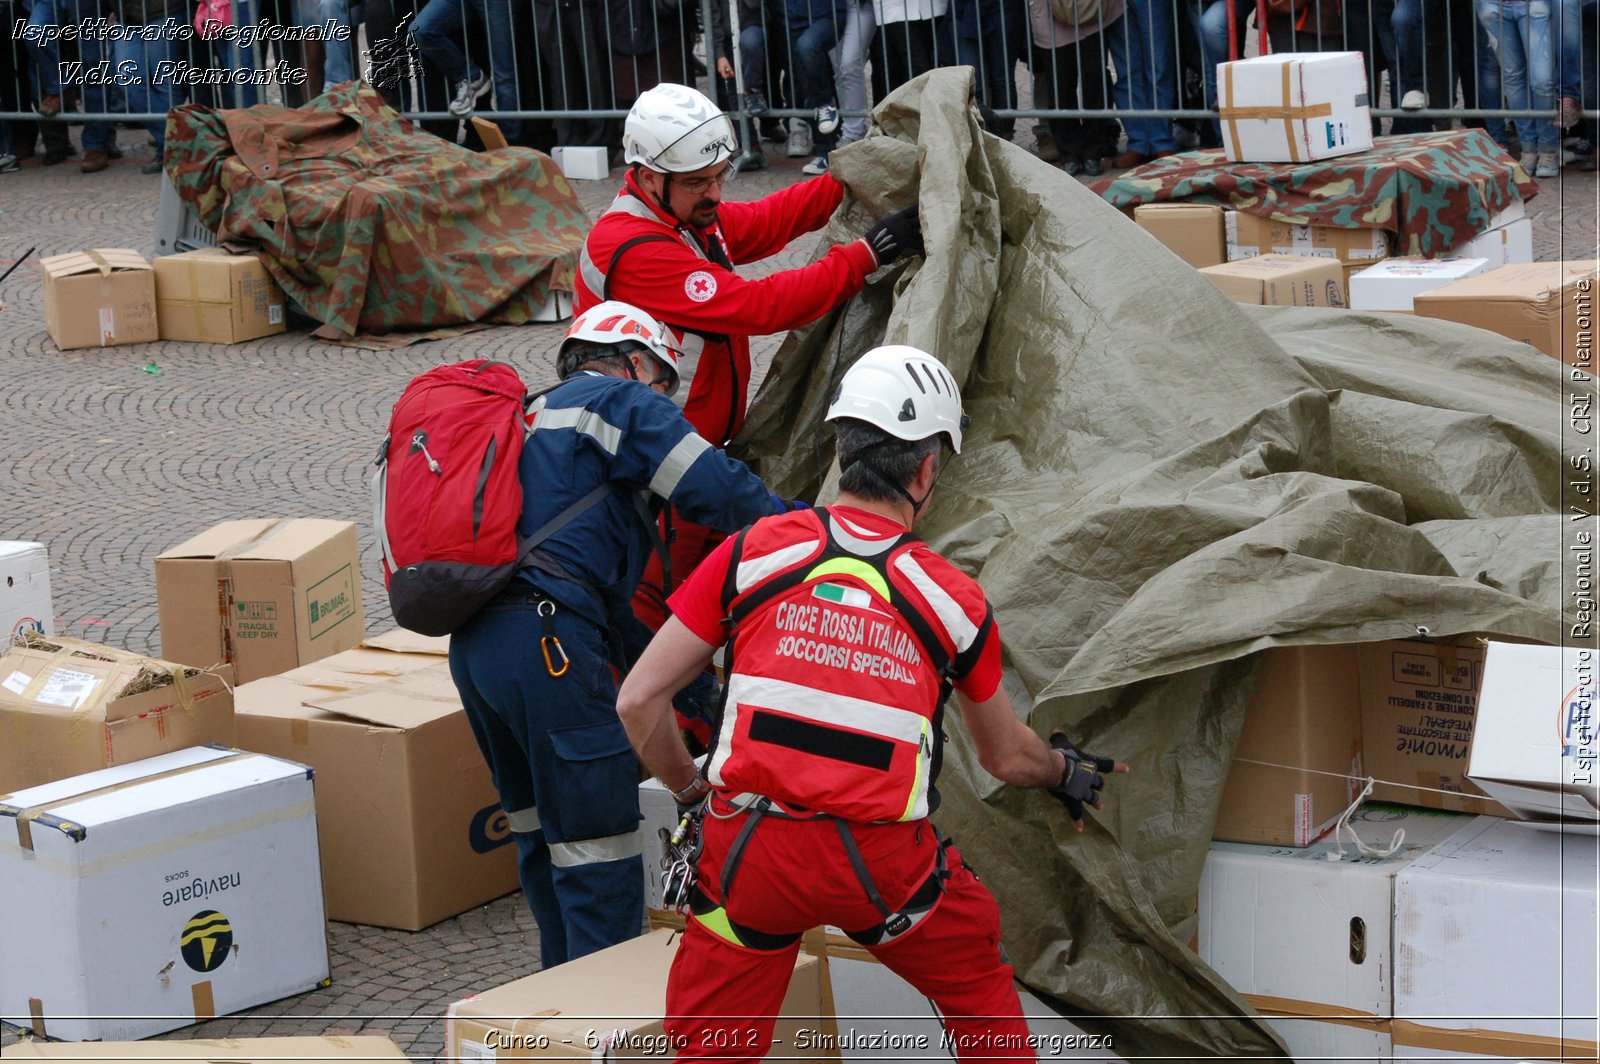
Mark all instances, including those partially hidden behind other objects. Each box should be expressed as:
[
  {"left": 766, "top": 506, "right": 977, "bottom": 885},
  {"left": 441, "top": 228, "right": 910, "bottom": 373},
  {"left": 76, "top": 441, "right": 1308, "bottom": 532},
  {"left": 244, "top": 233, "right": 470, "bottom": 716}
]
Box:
[{"left": 736, "top": 69, "right": 1578, "bottom": 1060}]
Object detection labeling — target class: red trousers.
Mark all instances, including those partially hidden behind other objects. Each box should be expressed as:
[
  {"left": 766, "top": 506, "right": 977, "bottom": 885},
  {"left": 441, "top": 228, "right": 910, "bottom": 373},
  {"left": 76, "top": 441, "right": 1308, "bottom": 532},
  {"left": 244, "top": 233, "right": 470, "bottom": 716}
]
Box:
[{"left": 664, "top": 801, "right": 1032, "bottom": 1064}]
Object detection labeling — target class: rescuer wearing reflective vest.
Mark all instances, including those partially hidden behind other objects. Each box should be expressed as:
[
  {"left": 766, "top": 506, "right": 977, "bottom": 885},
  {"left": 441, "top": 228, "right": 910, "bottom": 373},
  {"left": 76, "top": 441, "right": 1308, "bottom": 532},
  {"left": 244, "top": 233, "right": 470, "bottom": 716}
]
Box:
[
  {"left": 448, "top": 301, "right": 797, "bottom": 969},
  {"left": 576, "top": 81, "right": 925, "bottom": 642},
  {"left": 616, "top": 345, "right": 1128, "bottom": 1061}
]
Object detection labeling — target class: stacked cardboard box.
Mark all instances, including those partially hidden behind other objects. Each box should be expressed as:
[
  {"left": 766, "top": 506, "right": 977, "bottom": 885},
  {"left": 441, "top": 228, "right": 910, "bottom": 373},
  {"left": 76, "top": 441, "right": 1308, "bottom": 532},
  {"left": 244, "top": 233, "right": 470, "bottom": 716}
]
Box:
[
  {"left": 156, "top": 518, "right": 365, "bottom": 684},
  {"left": 0, "top": 633, "right": 234, "bottom": 793},
  {"left": 1413, "top": 260, "right": 1600, "bottom": 369},
  {"left": 1201, "top": 254, "right": 1347, "bottom": 308},
  {"left": 0, "top": 746, "right": 329, "bottom": 1041},
  {"left": 1350, "top": 258, "right": 1491, "bottom": 312},
  {"left": 1217, "top": 52, "right": 1373, "bottom": 163},
  {"left": 1, "top": 540, "right": 53, "bottom": 643},
  {"left": 1135, "top": 204, "right": 1227, "bottom": 268},
  {"left": 235, "top": 629, "right": 519, "bottom": 930},
  {"left": 39, "top": 248, "right": 158, "bottom": 350}
]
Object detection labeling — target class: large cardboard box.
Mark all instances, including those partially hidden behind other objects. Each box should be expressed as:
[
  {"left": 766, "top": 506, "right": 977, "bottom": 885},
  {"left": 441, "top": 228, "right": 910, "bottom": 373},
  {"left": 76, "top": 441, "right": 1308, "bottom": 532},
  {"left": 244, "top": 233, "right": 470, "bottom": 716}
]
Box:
[
  {"left": 157, "top": 518, "right": 365, "bottom": 684},
  {"left": 1, "top": 1036, "right": 410, "bottom": 1060},
  {"left": 0, "top": 746, "right": 329, "bottom": 1041},
  {"left": 1349, "top": 257, "right": 1491, "bottom": 311},
  {"left": 444, "top": 928, "right": 821, "bottom": 1061},
  {"left": 1, "top": 540, "right": 54, "bottom": 643},
  {"left": 39, "top": 248, "right": 159, "bottom": 350},
  {"left": 1467, "top": 641, "right": 1600, "bottom": 825},
  {"left": 1201, "top": 254, "right": 1347, "bottom": 308},
  {"left": 1213, "top": 645, "right": 1365, "bottom": 847},
  {"left": 1225, "top": 210, "right": 1389, "bottom": 265},
  {"left": 1393, "top": 817, "right": 1598, "bottom": 1059},
  {"left": 1218, "top": 52, "right": 1373, "bottom": 163},
  {"left": 1135, "top": 204, "right": 1226, "bottom": 268},
  {"left": 1199, "top": 806, "right": 1475, "bottom": 1063},
  {"left": 0, "top": 634, "right": 234, "bottom": 793},
  {"left": 1413, "top": 260, "right": 1600, "bottom": 369},
  {"left": 1444, "top": 217, "right": 1534, "bottom": 269},
  {"left": 154, "top": 248, "right": 287, "bottom": 344},
  {"left": 1357, "top": 638, "right": 1508, "bottom": 816},
  {"left": 235, "top": 632, "right": 519, "bottom": 930}
]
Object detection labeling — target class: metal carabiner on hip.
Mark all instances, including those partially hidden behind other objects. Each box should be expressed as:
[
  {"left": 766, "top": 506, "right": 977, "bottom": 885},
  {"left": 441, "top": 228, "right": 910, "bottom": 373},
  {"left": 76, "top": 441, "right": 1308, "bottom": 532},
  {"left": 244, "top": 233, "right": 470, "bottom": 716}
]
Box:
[{"left": 537, "top": 599, "right": 570, "bottom": 677}]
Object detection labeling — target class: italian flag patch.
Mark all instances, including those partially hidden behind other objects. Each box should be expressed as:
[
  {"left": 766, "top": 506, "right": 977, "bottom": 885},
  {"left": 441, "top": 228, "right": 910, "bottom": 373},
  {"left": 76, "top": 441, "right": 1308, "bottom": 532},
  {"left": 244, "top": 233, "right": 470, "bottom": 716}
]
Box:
[{"left": 812, "top": 583, "right": 885, "bottom": 613}]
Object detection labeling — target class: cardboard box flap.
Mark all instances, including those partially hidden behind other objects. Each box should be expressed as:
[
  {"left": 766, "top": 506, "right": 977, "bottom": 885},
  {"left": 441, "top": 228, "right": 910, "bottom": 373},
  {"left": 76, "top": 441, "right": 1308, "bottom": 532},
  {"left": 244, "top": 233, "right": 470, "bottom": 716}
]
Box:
[
  {"left": 0, "top": 1035, "right": 412, "bottom": 1060},
  {"left": 0, "top": 633, "right": 218, "bottom": 721},
  {"left": 231, "top": 519, "right": 356, "bottom": 562},
  {"left": 301, "top": 663, "right": 462, "bottom": 729},
  {"left": 39, "top": 248, "right": 151, "bottom": 279},
  {"left": 1415, "top": 260, "right": 1599, "bottom": 306},
  {"left": 360, "top": 627, "right": 449, "bottom": 656},
  {"left": 156, "top": 518, "right": 286, "bottom": 561},
  {"left": 284, "top": 646, "right": 443, "bottom": 686}
]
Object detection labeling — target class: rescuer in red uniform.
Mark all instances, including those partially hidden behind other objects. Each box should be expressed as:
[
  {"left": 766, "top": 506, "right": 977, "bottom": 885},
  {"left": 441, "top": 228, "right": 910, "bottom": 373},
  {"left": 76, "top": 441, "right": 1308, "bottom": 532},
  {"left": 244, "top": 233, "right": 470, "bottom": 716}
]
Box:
[{"left": 616, "top": 345, "right": 1129, "bottom": 1063}]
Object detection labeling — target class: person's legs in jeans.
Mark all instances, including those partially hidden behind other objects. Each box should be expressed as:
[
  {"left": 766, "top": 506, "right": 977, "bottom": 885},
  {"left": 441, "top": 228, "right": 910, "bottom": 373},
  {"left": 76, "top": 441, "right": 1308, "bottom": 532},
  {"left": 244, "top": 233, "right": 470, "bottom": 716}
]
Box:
[
  {"left": 1521, "top": 0, "right": 1559, "bottom": 150},
  {"left": 1106, "top": 0, "right": 1178, "bottom": 157},
  {"left": 1553, "top": 0, "right": 1583, "bottom": 119},
  {"left": 411, "top": 0, "right": 474, "bottom": 89},
  {"left": 213, "top": 0, "right": 262, "bottom": 106},
  {"left": 319, "top": 0, "right": 357, "bottom": 86},
  {"left": 472, "top": 0, "right": 521, "bottom": 138},
  {"left": 114, "top": 24, "right": 181, "bottom": 158},
  {"left": 790, "top": 13, "right": 840, "bottom": 157},
  {"left": 832, "top": 0, "right": 873, "bottom": 144},
  {"left": 24, "top": 0, "right": 62, "bottom": 104}
]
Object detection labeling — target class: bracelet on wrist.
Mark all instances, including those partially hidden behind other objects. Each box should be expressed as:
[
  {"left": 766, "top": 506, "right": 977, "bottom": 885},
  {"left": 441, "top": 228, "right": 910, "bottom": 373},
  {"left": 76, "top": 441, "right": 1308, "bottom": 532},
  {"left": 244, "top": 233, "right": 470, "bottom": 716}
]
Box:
[{"left": 671, "top": 777, "right": 708, "bottom": 803}]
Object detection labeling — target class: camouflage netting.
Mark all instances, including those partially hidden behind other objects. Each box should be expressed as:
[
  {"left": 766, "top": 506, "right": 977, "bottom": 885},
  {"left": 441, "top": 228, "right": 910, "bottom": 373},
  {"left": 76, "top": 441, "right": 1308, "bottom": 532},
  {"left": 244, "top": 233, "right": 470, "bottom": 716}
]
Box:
[
  {"left": 166, "top": 84, "right": 588, "bottom": 338},
  {"left": 736, "top": 68, "right": 1579, "bottom": 1060}
]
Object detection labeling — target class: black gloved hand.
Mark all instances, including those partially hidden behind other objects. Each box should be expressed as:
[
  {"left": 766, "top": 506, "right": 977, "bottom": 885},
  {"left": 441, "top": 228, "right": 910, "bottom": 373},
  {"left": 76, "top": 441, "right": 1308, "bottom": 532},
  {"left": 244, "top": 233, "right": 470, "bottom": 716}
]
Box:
[
  {"left": 863, "top": 204, "right": 924, "bottom": 267},
  {"left": 1047, "top": 731, "right": 1124, "bottom": 830}
]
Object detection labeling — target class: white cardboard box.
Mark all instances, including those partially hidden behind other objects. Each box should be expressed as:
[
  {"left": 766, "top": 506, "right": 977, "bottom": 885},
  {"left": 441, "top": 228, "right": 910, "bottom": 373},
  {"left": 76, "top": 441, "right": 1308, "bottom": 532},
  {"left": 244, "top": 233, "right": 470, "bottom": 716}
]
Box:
[
  {"left": 550, "top": 146, "right": 609, "bottom": 181},
  {"left": 1217, "top": 52, "right": 1374, "bottom": 163},
  {"left": 0, "top": 746, "right": 329, "bottom": 1041},
  {"left": 639, "top": 776, "right": 680, "bottom": 911},
  {"left": 1467, "top": 641, "right": 1600, "bottom": 825},
  {"left": 1393, "top": 817, "right": 1599, "bottom": 1057},
  {"left": 1, "top": 541, "right": 54, "bottom": 643},
  {"left": 1198, "top": 805, "right": 1475, "bottom": 1057},
  {"left": 1445, "top": 217, "right": 1534, "bottom": 268},
  {"left": 1350, "top": 257, "right": 1491, "bottom": 311}
]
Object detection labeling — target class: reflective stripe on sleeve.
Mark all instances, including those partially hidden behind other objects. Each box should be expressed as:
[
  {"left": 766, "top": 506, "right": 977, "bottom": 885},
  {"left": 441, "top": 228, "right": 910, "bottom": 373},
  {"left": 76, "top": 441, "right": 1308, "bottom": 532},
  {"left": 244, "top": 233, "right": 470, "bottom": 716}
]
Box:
[
  {"left": 649, "top": 433, "right": 712, "bottom": 498},
  {"left": 534, "top": 405, "right": 624, "bottom": 456},
  {"left": 548, "top": 827, "right": 643, "bottom": 867},
  {"left": 892, "top": 553, "right": 980, "bottom": 654},
  {"left": 734, "top": 539, "right": 820, "bottom": 594}
]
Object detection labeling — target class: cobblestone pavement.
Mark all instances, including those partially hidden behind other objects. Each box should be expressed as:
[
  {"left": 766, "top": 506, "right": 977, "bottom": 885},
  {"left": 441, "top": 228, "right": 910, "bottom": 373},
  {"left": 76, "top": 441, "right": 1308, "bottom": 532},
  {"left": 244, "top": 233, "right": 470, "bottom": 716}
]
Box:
[{"left": 0, "top": 121, "right": 1596, "bottom": 1059}]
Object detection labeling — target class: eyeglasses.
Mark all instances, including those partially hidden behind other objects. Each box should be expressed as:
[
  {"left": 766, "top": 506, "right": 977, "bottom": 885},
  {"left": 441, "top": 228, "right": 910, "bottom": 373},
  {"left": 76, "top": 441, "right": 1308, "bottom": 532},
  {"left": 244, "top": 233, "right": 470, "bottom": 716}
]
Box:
[{"left": 674, "top": 165, "right": 737, "bottom": 195}]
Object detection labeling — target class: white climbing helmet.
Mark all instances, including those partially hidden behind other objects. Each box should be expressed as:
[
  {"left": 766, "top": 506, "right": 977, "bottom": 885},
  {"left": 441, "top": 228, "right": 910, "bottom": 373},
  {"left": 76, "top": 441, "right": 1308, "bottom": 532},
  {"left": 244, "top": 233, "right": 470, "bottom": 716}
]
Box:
[
  {"left": 559, "top": 300, "right": 683, "bottom": 396},
  {"left": 825, "top": 345, "right": 968, "bottom": 453},
  {"left": 623, "top": 83, "right": 738, "bottom": 174}
]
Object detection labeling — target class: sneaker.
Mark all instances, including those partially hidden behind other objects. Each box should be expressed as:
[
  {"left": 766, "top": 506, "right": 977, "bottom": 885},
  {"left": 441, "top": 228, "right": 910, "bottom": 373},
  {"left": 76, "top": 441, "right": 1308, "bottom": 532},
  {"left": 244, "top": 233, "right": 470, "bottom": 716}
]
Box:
[
  {"left": 744, "top": 89, "right": 768, "bottom": 116},
  {"left": 801, "top": 154, "right": 828, "bottom": 175},
  {"left": 1082, "top": 156, "right": 1104, "bottom": 177},
  {"left": 0, "top": 153, "right": 17, "bottom": 174},
  {"left": 35, "top": 93, "right": 61, "bottom": 117},
  {"left": 813, "top": 103, "right": 840, "bottom": 136},
  {"left": 448, "top": 71, "right": 490, "bottom": 117},
  {"left": 1519, "top": 151, "right": 1538, "bottom": 174},
  {"left": 1534, "top": 151, "right": 1559, "bottom": 178},
  {"left": 1399, "top": 89, "right": 1427, "bottom": 110},
  {"left": 141, "top": 158, "right": 164, "bottom": 175},
  {"left": 785, "top": 120, "right": 811, "bottom": 159},
  {"left": 1559, "top": 96, "right": 1582, "bottom": 129}
]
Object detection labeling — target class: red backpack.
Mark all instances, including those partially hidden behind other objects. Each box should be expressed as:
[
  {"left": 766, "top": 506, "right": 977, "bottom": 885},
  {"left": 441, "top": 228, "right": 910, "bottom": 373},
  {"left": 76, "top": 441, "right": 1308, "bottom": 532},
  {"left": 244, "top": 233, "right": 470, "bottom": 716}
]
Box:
[{"left": 372, "top": 360, "right": 608, "bottom": 636}]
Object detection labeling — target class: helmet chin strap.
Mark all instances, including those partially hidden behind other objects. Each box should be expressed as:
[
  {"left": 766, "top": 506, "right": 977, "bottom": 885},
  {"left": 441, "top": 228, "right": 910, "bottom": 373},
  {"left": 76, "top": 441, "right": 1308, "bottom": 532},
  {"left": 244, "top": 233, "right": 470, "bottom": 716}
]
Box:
[{"left": 844, "top": 455, "right": 938, "bottom": 516}]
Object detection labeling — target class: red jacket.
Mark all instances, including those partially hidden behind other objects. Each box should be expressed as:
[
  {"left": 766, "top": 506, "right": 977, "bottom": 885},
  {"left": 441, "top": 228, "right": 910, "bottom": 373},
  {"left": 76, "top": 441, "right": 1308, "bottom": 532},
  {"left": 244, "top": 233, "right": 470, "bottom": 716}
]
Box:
[{"left": 575, "top": 170, "right": 879, "bottom": 446}]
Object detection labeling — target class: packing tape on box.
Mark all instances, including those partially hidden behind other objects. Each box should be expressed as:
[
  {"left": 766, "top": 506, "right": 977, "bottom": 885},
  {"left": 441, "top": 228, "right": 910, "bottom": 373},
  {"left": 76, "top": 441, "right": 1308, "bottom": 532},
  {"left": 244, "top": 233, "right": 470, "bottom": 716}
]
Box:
[
  {"left": 1242, "top": 994, "right": 1388, "bottom": 1031},
  {"left": 192, "top": 979, "right": 215, "bottom": 1022},
  {"left": 1390, "top": 1020, "right": 1599, "bottom": 1060},
  {"left": 29, "top": 996, "right": 45, "bottom": 1038},
  {"left": 1220, "top": 62, "right": 1331, "bottom": 165},
  {"left": 84, "top": 249, "right": 119, "bottom": 347},
  {"left": 1, "top": 752, "right": 258, "bottom": 851}
]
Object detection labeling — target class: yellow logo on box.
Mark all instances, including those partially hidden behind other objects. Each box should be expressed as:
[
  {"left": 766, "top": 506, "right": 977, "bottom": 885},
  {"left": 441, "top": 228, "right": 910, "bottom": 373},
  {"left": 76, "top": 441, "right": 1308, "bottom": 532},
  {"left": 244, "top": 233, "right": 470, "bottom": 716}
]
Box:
[{"left": 180, "top": 909, "right": 233, "bottom": 972}]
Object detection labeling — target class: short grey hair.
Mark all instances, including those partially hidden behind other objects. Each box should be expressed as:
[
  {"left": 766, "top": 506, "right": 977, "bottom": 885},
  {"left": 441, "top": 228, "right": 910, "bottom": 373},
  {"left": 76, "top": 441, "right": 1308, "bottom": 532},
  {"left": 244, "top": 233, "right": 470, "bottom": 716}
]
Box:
[{"left": 835, "top": 419, "right": 940, "bottom": 502}]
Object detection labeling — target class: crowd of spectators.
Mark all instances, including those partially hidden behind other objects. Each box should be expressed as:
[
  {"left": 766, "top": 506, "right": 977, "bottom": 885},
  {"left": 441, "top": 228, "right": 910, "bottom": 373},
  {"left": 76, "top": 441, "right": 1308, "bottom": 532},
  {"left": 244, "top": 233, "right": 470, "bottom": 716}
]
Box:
[{"left": 2, "top": 0, "right": 1595, "bottom": 175}]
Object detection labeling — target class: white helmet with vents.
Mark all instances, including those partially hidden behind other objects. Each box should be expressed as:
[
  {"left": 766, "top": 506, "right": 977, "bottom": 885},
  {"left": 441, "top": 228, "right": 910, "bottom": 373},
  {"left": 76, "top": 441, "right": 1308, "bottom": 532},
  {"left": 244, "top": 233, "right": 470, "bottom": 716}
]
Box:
[
  {"left": 559, "top": 300, "right": 683, "bottom": 396},
  {"left": 825, "top": 345, "right": 968, "bottom": 453},
  {"left": 624, "top": 83, "right": 738, "bottom": 173}
]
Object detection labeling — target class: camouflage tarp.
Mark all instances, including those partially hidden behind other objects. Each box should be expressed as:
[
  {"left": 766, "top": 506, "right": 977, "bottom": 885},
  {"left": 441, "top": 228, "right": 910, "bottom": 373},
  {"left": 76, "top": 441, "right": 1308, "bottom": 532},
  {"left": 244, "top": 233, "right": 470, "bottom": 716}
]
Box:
[
  {"left": 1094, "top": 130, "right": 1539, "bottom": 257},
  {"left": 737, "top": 68, "right": 1576, "bottom": 1060},
  {"left": 166, "top": 84, "right": 588, "bottom": 338}
]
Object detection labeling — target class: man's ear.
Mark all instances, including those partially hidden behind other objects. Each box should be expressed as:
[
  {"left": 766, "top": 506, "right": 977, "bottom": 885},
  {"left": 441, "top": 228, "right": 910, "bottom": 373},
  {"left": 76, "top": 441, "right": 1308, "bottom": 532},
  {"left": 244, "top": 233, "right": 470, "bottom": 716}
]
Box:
[{"left": 915, "top": 451, "right": 940, "bottom": 492}]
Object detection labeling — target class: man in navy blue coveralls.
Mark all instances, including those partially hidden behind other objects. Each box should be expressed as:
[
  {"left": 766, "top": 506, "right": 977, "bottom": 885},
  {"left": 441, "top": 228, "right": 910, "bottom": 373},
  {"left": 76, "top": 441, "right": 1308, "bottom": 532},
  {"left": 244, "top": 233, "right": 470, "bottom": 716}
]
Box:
[{"left": 447, "top": 301, "right": 787, "bottom": 967}]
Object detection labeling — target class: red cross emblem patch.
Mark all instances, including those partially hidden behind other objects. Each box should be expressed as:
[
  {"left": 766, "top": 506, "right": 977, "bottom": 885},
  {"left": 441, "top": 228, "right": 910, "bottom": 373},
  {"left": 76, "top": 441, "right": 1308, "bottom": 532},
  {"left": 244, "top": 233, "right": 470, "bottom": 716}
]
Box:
[{"left": 685, "top": 270, "right": 717, "bottom": 303}]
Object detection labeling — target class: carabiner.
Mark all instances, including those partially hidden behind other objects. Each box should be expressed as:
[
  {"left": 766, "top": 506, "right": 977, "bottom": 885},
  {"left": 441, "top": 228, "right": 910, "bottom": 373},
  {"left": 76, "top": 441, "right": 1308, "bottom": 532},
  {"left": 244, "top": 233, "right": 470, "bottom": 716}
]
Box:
[{"left": 537, "top": 599, "right": 570, "bottom": 677}]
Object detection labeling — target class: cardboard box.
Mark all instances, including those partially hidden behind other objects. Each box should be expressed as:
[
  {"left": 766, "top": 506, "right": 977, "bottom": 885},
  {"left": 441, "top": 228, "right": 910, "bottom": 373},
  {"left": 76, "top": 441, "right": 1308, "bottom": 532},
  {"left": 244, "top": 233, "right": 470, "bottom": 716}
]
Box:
[
  {"left": 471, "top": 116, "right": 509, "bottom": 150},
  {"left": 1225, "top": 211, "right": 1389, "bottom": 264},
  {"left": 1213, "top": 645, "right": 1365, "bottom": 846},
  {"left": 1, "top": 540, "right": 54, "bottom": 643},
  {"left": 1356, "top": 638, "right": 1508, "bottom": 816},
  {"left": 38, "top": 248, "right": 159, "bottom": 350},
  {"left": 156, "top": 518, "right": 365, "bottom": 684},
  {"left": 1199, "top": 805, "right": 1475, "bottom": 1060},
  {"left": 1349, "top": 257, "right": 1491, "bottom": 312},
  {"left": 154, "top": 248, "right": 287, "bottom": 344},
  {"left": 444, "top": 928, "right": 821, "bottom": 1061},
  {"left": 0, "top": 633, "right": 235, "bottom": 793},
  {"left": 1466, "top": 641, "right": 1600, "bottom": 825},
  {"left": 639, "top": 775, "right": 680, "bottom": 911},
  {"left": 0, "top": 746, "right": 329, "bottom": 1041},
  {"left": 1393, "top": 817, "right": 1599, "bottom": 1055},
  {"left": 1201, "top": 254, "right": 1347, "bottom": 308},
  {"left": 1135, "top": 204, "right": 1227, "bottom": 268},
  {"left": 550, "top": 145, "right": 609, "bottom": 181},
  {"left": 1, "top": 1036, "right": 410, "bottom": 1060},
  {"left": 1443, "top": 217, "right": 1534, "bottom": 268},
  {"left": 236, "top": 634, "right": 520, "bottom": 930},
  {"left": 1413, "top": 260, "right": 1600, "bottom": 369},
  {"left": 1218, "top": 52, "right": 1374, "bottom": 163}
]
